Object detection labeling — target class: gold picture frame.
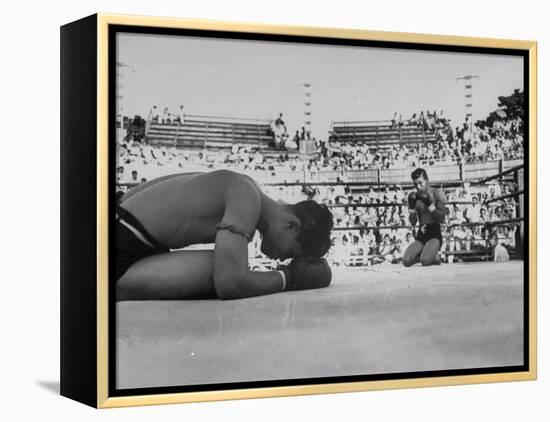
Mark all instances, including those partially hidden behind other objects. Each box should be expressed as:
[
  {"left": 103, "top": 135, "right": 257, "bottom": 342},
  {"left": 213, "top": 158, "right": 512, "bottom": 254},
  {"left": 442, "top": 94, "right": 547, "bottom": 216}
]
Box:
[{"left": 60, "top": 13, "right": 537, "bottom": 408}]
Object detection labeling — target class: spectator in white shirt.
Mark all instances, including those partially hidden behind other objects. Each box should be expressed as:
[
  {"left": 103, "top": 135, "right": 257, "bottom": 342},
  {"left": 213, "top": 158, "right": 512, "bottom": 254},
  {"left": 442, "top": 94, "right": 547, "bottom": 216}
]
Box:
[
  {"left": 162, "top": 107, "right": 170, "bottom": 124},
  {"left": 464, "top": 195, "right": 481, "bottom": 223},
  {"left": 177, "top": 105, "right": 185, "bottom": 125},
  {"left": 489, "top": 232, "right": 510, "bottom": 263}
]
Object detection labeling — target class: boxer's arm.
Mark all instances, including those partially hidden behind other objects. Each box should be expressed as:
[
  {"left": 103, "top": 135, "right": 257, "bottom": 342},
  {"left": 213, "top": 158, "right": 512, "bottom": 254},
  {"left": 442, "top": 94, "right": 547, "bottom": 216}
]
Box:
[
  {"left": 430, "top": 189, "right": 449, "bottom": 223},
  {"left": 213, "top": 174, "right": 284, "bottom": 300},
  {"left": 408, "top": 211, "right": 418, "bottom": 227},
  {"left": 407, "top": 192, "right": 418, "bottom": 226}
]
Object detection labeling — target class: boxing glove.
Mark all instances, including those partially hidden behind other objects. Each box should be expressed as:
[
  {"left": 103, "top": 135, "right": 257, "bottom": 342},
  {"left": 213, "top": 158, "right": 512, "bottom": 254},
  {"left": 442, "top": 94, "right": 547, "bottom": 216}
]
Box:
[
  {"left": 279, "top": 257, "right": 332, "bottom": 291},
  {"left": 407, "top": 192, "right": 417, "bottom": 210},
  {"left": 416, "top": 190, "right": 437, "bottom": 212},
  {"left": 416, "top": 190, "right": 433, "bottom": 207}
]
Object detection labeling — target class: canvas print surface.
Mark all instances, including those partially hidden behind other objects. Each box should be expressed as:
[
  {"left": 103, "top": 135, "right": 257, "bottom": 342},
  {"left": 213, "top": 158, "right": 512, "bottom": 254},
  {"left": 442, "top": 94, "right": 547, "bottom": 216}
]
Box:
[{"left": 113, "top": 31, "right": 526, "bottom": 390}]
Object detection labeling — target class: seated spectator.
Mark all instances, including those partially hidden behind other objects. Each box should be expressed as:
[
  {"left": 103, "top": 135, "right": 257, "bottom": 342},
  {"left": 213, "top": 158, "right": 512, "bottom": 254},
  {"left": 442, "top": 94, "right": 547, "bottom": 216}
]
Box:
[
  {"left": 116, "top": 166, "right": 125, "bottom": 183},
  {"left": 463, "top": 226, "right": 473, "bottom": 251},
  {"left": 364, "top": 229, "right": 377, "bottom": 254},
  {"left": 130, "top": 170, "right": 139, "bottom": 183},
  {"left": 403, "top": 232, "right": 415, "bottom": 250},
  {"left": 488, "top": 232, "right": 510, "bottom": 263},
  {"left": 451, "top": 223, "right": 466, "bottom": 251},
  {"left": 479, "top": 207, "right": 490, "bottom": 223},
  {"left": 350, "top": 235, "right": 365, "bottom": 256},
  {"left": 378, "top": 234, "right": 394, "bottom": 263}
]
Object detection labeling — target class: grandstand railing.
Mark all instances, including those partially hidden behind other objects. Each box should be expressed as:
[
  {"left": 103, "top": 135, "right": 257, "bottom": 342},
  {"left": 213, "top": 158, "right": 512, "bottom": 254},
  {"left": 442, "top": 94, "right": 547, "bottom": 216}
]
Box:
[
  {"left": 257, "top": 158, "right": 523, "bottom": 185},
  {"left": 117, "top": 157, "right": 524, "bottom": 189}
]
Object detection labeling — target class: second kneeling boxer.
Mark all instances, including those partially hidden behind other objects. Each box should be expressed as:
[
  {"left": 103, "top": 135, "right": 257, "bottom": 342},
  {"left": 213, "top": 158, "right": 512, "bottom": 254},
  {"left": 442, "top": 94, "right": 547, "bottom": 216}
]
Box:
[{"left": 403, "top": 168, "right": 449, "bottom": 267}]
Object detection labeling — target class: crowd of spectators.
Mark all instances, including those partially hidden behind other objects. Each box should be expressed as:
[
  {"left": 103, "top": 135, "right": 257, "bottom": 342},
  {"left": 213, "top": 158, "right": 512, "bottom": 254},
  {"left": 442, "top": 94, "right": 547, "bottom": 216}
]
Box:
[
  {"left": 327, "top": 112, "right": 524, "bottom": 170},
  {"left": 138, "top": 103, "right": 524, "bottom": 172},
  {"left": 147, "top": 104, "right": 186, "bottom": 125},
  {"left": 391, "top": 110, "right": 447, "bottom": 131},
  {"left": 259, "top": 180, "right": 519, "bottom": 266},
  {"left": 117, "top": 105, "right": 524, "bottom": 267},
  {"left": 116, "top": 136, "right": 520, "bottom": 267}
]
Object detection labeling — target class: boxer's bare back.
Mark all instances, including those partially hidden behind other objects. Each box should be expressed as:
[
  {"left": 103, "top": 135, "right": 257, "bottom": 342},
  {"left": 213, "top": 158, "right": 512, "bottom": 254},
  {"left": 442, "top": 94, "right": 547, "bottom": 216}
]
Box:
[
  {"left": 117, "top": 170, "right": 291, "bottom": 300},
  {"left": 120, "top": 170, "right": 260, "bottom": 249}
]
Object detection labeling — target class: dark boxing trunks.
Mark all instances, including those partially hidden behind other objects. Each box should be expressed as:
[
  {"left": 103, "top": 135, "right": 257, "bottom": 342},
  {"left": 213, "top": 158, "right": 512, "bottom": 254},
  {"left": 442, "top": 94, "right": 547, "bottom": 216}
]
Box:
[
  {"left": 415, "top": 223, "right": 443, "bottom": 245},
  {"left": 115, "top": 205, "right": 169, "bottom": 281}
]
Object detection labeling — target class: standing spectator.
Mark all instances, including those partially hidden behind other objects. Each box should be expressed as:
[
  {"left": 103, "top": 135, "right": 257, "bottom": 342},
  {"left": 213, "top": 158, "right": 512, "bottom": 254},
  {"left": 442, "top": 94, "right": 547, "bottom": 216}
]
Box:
[
  {"left": 292, "top": 130, "right": 300, "bottom": 150},
  {"left": 272, "top": 113, "right": 287, "bottom": 150},
  {"left": 148, "top": 105, "right": 160, "bottom": 122},
  {"left": 162, "top": 107, "right": 170, "bottom": 124},
  {"left": 464, "top": 195, "right": 481, "bottom": 223},
  {"left": 177, "top": 105, "right": 185, "bottom": 125},
  {"left": 391, "top": 112, "right": 398, "bottom": 129},
  {"left": 419, "top": 110, "right": 426, "bottom": 128},
  {"left": 275, "top": 112, "right": 285, "bottom": 127}
]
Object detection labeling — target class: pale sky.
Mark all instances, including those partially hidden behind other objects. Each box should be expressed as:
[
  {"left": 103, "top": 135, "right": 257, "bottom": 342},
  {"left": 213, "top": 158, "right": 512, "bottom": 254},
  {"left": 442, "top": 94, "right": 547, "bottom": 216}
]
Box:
[{"left": 116, "top": 32, "right": 524, "bottom": 139}]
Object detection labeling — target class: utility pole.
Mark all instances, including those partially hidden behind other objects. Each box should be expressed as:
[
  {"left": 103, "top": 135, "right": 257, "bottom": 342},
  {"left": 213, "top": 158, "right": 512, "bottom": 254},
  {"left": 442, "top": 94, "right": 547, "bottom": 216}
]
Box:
[
  {"left": 297, "top": 82, "right": 314, "bottom": 139},
  {"left": 116, "top": 61, "right": 135, "bottom": 116},
  {"left": 456, "top": 74, "right": 479, "bottom": 125},
  {"left": 116, "top": 62, "right": 135, "bottom": 143}
]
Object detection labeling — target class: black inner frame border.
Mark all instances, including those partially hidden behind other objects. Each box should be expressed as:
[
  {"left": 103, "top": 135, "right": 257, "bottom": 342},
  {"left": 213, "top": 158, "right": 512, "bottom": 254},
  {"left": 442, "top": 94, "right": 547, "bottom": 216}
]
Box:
[{"left": 107, "top": 23, "right": 531, "bottom": 398}]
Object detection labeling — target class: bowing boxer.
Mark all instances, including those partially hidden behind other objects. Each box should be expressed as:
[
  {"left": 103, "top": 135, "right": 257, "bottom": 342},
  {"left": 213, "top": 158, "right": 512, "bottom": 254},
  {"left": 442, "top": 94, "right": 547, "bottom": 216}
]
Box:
[
  {"left": 403, "top": 168, "right": 449, "bottom": 267},
  {"left": 115, "top": 170, "right": 333, "bottom": 300}
]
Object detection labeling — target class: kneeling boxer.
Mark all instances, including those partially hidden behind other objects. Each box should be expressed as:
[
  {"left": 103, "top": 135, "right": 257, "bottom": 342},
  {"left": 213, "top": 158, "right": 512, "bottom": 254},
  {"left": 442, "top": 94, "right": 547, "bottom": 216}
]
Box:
[
  {"left": 115, "top": 170, "right": 333, "bottom": 300},
  {"left": 403, "top": 168, "right": 449, "bottom": 267}
]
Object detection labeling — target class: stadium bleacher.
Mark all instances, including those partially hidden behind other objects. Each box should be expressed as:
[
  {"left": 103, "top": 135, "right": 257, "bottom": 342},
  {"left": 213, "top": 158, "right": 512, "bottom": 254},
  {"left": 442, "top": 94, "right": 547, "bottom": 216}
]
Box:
[
  {"left": 329, "top": 120, "right": 436, "bottom": 150},
  {"left": 146, "top": 114, "right": 275, "bottom": 150}
]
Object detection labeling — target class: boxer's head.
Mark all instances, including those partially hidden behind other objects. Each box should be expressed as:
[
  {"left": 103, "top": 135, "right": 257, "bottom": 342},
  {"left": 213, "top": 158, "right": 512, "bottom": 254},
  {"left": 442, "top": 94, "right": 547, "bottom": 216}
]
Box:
[
  {"left": 260, "top": 200, "right": 333, "bottom": 261},
  {"left": 411, "top": 168, "right": 429, "bottom": 192}
]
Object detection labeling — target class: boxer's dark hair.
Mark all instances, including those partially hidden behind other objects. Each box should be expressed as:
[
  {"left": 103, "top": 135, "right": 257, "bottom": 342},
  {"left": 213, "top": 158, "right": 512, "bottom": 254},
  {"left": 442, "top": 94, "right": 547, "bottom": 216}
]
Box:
[
  {"left": 289, "top": 200, "right": 333, "bottom": 257},
  {"left": 411, "top": 168, "right": 429, "bottom": 181}
]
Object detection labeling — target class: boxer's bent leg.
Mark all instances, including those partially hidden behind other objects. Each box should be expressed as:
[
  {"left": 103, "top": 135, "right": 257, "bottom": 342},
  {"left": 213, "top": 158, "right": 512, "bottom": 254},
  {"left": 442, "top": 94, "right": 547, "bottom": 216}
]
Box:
[
  {"left": 117, "top": 250, "right": 216, "bottom": 301},
  {"left": 419, "top": 239, "right": 441, "bottom": 266},
  {"left": 403, "top": 241, "right": 423, "bottom": 267}
]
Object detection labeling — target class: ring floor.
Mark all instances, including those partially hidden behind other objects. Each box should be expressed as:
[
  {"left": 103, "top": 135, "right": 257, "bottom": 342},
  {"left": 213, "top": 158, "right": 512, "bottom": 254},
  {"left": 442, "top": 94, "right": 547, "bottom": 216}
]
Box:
[{"left": 116, "top": 261, "right": 524, "bottom": 389}]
